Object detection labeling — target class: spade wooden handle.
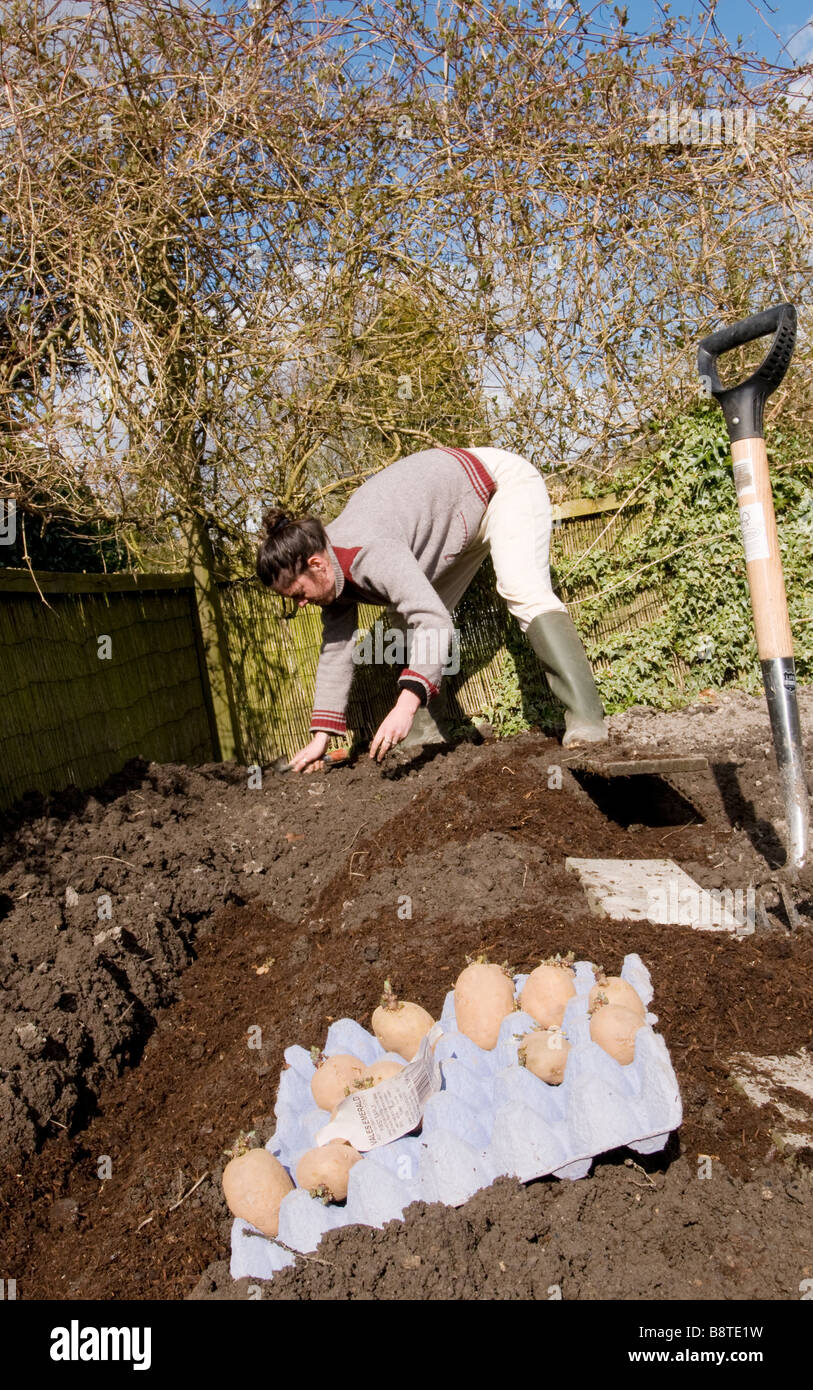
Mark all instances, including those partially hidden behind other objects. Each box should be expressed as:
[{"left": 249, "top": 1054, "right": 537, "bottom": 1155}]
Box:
[{"left": 730, "top": 437, "right": 794, "bottom": 660}]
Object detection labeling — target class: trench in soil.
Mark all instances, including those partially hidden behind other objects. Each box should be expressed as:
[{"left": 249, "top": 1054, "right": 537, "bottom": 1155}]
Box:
[{"left": 1, "top": 692, "right": 812, "bottom": 1300}]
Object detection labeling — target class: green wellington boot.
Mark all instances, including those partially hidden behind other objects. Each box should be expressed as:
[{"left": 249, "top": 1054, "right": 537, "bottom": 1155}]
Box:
[{"left": 525, "top": 611, "right": 608, "bottom": 747}]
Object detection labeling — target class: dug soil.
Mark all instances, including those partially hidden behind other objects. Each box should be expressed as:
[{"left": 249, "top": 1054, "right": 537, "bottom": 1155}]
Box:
[{"left": 1, "top": 688, "right": 812, "bottom": 1301}]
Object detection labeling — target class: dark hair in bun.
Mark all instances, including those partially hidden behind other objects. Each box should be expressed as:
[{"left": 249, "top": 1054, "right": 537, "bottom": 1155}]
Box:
[{"left": 256, "top": 509, "right": 328, "bottom": 589}]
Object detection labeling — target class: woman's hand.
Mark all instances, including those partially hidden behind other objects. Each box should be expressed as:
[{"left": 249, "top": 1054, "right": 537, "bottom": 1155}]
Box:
[
  {"left": 288, "top": 731, "right": 330, "bottom": 773},
  {"left": 369, "top": 690, "right": 421, "bottom": 762}
]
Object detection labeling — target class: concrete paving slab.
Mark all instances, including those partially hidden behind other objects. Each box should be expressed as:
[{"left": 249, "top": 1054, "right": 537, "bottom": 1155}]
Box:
[
  {"left": 730, "top": 1049, "right": 813, "bottom": 1150},
  {"left": 564, "top": 755, "right": 710, "bottom": 777}
]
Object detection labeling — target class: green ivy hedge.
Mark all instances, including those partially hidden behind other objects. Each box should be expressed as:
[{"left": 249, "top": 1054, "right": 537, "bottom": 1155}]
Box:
[{"left": 466, "top": 403, "right": 813, "bottom": 735}]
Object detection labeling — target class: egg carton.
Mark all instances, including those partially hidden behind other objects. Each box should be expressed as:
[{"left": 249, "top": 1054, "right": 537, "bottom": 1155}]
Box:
[{"left": 230, "top": 953, "right": 681, "bottom": 1280}]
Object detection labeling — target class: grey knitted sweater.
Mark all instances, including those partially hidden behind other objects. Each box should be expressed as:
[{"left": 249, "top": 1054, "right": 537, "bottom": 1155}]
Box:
[{"left": 309, "top": 446, "right": 495, "bottom": 735}]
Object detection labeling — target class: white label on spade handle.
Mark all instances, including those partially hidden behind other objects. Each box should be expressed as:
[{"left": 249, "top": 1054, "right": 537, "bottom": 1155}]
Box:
[
  {"left": 316, "top": 1024, "right": 443, "bottom": 1151},
  {"left": 739, "top": 501, "right": 770, "bottom": 561}
]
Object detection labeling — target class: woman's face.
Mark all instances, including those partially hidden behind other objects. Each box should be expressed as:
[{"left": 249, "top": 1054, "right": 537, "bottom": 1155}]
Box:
[{"left": 276, "top": 551, "right": 336, "bottom": 607}]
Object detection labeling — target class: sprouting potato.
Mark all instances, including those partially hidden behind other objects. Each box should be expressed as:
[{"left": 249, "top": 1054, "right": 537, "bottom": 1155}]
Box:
[
  {"left": 327, "top": 1059, "right": 405, "bottom": 1116},
  {"left": 222, "top": 1148, "right": 293, "bottom": 1237},
  {"left": 371, "top": 980, "right": 434, "bottom": 1061},
  {"left": 311, "top": 1054, "right": 366, "bottom": 1111},
  {"left": 519, "top": 1026, "right": 570, "bottom": 1085},
  {"left": 589, "top": 1003, "right": 644, "bottom": 1066},
  {"left": 296, "top": 1141, "right": 363, "bottom": 1201},
  {"left": 357, "top": 1058, "right": 404, "bottom": 1088},
  {"left": 519, "top": 957, "right": 576, "bottom": 1028},
  {"left": 454, "top": 958, "right": 515, "bottom": 1051},
  {"left": 588, "top": 974, "right": 646, "bottom": 1020}
]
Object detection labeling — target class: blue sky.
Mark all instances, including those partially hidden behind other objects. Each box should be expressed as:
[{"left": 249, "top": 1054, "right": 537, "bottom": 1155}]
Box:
[
  {"left": 616, "top": 0, "right": 813, "bottom": 62},
  {"left": 208, "top": 1, "right": 813, "bottom": 67}
]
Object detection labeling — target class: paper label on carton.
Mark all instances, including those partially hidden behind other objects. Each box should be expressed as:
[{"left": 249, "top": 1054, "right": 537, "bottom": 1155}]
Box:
[
  {"left": 316, "top": 1025, "right": 443, "bottom": 1151},
  {"left": 739, "top": 501, "right": 770, "bottom": 561}
]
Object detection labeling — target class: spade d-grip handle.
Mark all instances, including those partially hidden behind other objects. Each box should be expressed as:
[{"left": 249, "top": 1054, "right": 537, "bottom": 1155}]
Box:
[{"left": 697, "top": 302, "right": 796, "bottom": 442}]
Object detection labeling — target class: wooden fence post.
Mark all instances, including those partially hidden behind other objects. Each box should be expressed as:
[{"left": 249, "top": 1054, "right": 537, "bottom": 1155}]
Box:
[{"left": 185, "top": 515, "right": 242, "bottom": 763}]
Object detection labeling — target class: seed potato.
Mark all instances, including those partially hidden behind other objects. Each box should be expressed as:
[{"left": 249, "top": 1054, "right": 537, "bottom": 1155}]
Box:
[
  {"left": 519, "top": 1027, "right": 570, "bottom": 1085},
  {"left": 222, "top": 1148, "right": 293, "bottom": 1237},
  {"left": 454, "top": 960, "right": 515, "bottom": 1050},
  {"left": 520, "top": 961, "right": 576, "bottom": 1028},
  {"left": 589, "top": 1003, "right": 644, "bottom": 1066},
  {"left": 296, "top": 1141, "right": 363, "bottom": 1201},
  {"left": 588, "top": 975, "right": 646, "bottom": 1019},
  {"left": 311, "top": 1053, "right": 366, "bottom": 1111},
  {"left": 372, "top": 980, "right": 434, "bottom": 1061}
]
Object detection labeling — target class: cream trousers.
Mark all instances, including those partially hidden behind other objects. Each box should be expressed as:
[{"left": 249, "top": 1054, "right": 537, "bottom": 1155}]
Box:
[{"left": 434, "top": 446, "right": 567, "bottom": 631}]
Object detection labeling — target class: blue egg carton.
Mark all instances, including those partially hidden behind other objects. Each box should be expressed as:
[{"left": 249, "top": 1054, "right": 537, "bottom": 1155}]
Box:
[{"left": 229, "top": 953, "right": 681, "bottom": 1280}]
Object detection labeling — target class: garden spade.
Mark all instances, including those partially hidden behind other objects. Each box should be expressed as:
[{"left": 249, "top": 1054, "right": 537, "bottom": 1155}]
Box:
[{"left": 697, "top": 302, "right": 809, "bottom": 872}]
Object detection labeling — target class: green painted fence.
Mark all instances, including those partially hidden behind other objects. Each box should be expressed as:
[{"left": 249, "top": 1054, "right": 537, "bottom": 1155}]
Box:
[{"left": 0, "top": 572, "right": 214, "bottom": 810}]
